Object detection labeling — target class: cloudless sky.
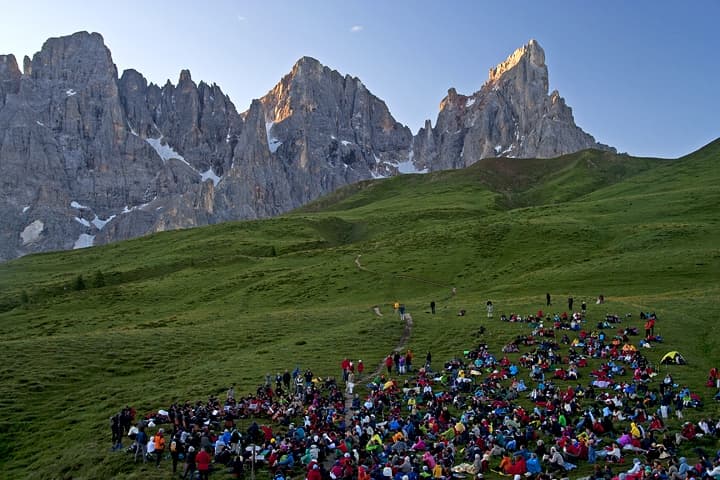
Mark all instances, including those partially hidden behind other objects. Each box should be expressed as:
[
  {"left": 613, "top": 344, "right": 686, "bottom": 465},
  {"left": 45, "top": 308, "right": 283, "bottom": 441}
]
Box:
[{"left": 1, "top": 0, "right": 718, "bottom": 157}]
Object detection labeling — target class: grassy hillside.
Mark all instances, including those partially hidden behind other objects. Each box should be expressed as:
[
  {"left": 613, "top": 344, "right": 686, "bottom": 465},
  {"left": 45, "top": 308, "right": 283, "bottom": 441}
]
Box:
[{"left": 0, "top": 140, "right": 718, "bottom": 479}]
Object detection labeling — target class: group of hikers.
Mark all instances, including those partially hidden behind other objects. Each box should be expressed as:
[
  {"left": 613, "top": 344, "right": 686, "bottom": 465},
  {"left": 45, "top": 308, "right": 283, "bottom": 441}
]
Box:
[{"left": 114, "top": 297, "right": 720, "bottom": 480}]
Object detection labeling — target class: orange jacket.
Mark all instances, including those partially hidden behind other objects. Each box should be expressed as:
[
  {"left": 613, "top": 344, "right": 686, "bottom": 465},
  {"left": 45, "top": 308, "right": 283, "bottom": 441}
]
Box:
[{"left": 154, "top": 433, "right": 165, "bottom": 452}]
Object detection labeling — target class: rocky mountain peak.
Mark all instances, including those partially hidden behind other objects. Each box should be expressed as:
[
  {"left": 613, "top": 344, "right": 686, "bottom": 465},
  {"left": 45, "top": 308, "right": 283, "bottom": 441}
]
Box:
[
  {"left": 411, "top": 39, "right": 613, "bottom": 171},
  {"left": 0, "top": 54, "right": 20, "bottom": 77},
  {"left": 488, "top": 39, "right": 546, "bottom": 85},
  {"left": 0, "top": 54, "right": 21, "bottom": 105},
  {"left": 178, "top": 69, "right": 193, "bottom": 84},
  {"left": 30, "top": 31, "right": 115, "bottom": 83},
  {"left": 292, "top": 56, "right": 324, "bottom": 75}
]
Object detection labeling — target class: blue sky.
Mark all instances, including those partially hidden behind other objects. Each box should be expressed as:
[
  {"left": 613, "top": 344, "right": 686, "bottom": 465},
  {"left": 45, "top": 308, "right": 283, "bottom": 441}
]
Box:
[{"left": 1, "top": 0, "right": 718, "bottom": 157}]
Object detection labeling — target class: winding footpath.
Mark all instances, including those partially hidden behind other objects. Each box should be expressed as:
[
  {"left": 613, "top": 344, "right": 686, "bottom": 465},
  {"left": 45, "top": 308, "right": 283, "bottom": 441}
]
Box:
[{"left": 344, "top": 255, "right": 418, "bottom": 425}]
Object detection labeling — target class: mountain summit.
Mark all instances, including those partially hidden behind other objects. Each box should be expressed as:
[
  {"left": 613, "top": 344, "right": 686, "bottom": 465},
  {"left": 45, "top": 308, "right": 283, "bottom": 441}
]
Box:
[
  {"left": 0, "top": 33, "right": 613, "bottom": 261},
  {"left": 487, "top": 38, "right": 546, "bottom": 84},
  {"left": 411, "top": 40, "right": 614, "bottom": 171}
]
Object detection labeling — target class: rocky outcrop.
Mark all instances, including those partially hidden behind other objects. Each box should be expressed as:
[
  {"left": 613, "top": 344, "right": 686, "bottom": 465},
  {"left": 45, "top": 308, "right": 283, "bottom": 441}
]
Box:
[
  {"left": 0, "top": 33, "right": 613, "bottom": 262},
  {"left": 0, "top": 54, "right": 21, "bottom": 106},
  {"left": 259, "top": 57, "right": 414, "bottom": 198},
  {"left": 0, "top": 32, "right": 246, "bottom": 261},
  {"left": 412, "top": 40, "right": 614, "bottom": 171}
]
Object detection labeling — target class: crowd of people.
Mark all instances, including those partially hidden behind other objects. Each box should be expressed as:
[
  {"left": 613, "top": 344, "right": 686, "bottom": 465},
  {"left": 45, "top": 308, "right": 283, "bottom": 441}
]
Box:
[{"left": 113, "top": 302, "right": 720, "bottom": 480}]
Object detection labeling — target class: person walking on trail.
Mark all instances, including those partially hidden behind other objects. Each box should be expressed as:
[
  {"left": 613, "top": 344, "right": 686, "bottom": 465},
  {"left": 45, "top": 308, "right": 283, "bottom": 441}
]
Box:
[
  {"left": 385, "top": 355, "right": 393, "bottom": 374},
  {"left": 399, "top": 304, "right": 406, "bottom": 320},
  {"left": 486, "top": 301, "right": 494, "bottom": 319},
  {"left": 346, "top": 371, "right": 355, "bottom": 395},
  {"left": 430, "top": 301, "right": 436, "bottom": 314},
  {"left": 546, "top": 293, "right": 551, "bottom": 306},
  {"left": 568, "top": 296, "right": 574, "bottom": 312}
]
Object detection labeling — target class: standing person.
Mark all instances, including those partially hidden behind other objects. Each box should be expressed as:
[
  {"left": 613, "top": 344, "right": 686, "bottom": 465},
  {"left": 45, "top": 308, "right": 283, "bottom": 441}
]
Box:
[
  {"left": 425, "top": 351, "right": 432, "bottom": 369},
  {"left": 346, "top": 371, "right": 355, "bottom": 395},
  {"left": 341, "top": 358, "right": 350, "bottom": 381},
  {"left": 399, "top": 304, "right": 406, "bottom": 320},
  {"left": 283, "top": 369, "right": 291, "bottom": 389},
  {"left": 486, "top": 301, "right": 494, "bottom": 319},
  {"left": 196, "top": 446, "right": 211, "bottom": 480},
  {"left": 110, "top": 413, "right": 122, "bottom": 450},
  {"left": 227, "top": 384, "right": 235, "bottom": 401},
  {"left": 170, "top": 432, "right": 184, "bottom": 474},
  {"left": 134, "top": 426, "right": 148, "bottom": 463},
  {"left": 546, "top": 293, "right": 551, "bottom": 306},
  {"left": 568, "top": 296, "right": 574, "bottom": 312},
  {"left": 385, "top": 354, "right": 393, "bottom": 374},
  {"left": 581, "top": 301, "right": 587, "bottom": 316},
  {"left": 430, "top": 301, "right": 436, "bottom": 314},
  {"left": 183, "top": 446, "right": 197, "bottom": 480},
  {"left": 357, "top": 360, "right": 364, "bottom": 375},
  {"left": 405, "top": 349, "right": 413, "bottom": 372},
  {"left": 154, "top": 428, "right": 166, "bottom": 467}
]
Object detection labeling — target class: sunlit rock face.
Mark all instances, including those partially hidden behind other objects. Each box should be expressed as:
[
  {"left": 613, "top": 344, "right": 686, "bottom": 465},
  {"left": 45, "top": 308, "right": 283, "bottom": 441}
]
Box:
[
  {"left": 411, "top": 40, "right": 614, "bottom": 172},
  {"left": 0, "top": 34, "right": 612, "bottom": 261}
]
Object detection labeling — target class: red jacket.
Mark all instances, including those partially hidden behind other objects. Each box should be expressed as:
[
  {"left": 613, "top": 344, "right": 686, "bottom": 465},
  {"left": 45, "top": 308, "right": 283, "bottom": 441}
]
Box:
[
  {"left": 196, "top": 449, "right": 211, "bottom": 471},
  {"left": 307, "top": 467, "right": 322, "bottom": 480}
]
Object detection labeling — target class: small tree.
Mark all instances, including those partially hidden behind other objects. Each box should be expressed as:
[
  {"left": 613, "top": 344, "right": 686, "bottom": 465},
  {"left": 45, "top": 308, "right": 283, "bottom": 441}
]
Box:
[{"left": 73, "top": 275, "right": 86, "bottom": 291}]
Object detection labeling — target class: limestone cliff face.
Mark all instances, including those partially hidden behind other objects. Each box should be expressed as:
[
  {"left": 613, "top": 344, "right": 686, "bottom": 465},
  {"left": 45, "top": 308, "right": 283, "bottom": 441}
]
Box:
[
  {"left": 256, "top": 56, "right": 414, "bottom": 205},
  {"left": 0, "top": 33, "right": 613, "bottom": 261},
  {"left": 0, "top": 32, "right": 162, "bottom": 258},
  {"left": 411, "top": 40, "right": 614, "bottom": 171},
  {"left": 0, "top": 32, "right": 247, "bottom": 260}
]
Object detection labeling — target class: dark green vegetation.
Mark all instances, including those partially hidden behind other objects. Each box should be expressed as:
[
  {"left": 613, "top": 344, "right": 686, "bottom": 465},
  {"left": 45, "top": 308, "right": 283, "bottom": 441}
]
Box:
[{"left": 0, "top": 140, "right": 719, "bottom": 479}]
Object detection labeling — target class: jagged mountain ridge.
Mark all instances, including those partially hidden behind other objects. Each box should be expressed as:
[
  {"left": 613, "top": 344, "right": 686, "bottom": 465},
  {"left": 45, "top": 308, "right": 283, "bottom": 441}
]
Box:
[
  {"left": 0, "top": 32, "right": 613, "bottom": 261},
  {"left": 412, "top": 40, "right": 613, "bottom": 171}
]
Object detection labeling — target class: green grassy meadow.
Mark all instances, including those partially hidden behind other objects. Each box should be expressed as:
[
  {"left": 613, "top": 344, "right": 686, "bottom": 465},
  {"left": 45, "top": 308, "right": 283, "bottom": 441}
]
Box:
[{"left": 0, "top": 140, "right": 718, "bottom": 479}]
